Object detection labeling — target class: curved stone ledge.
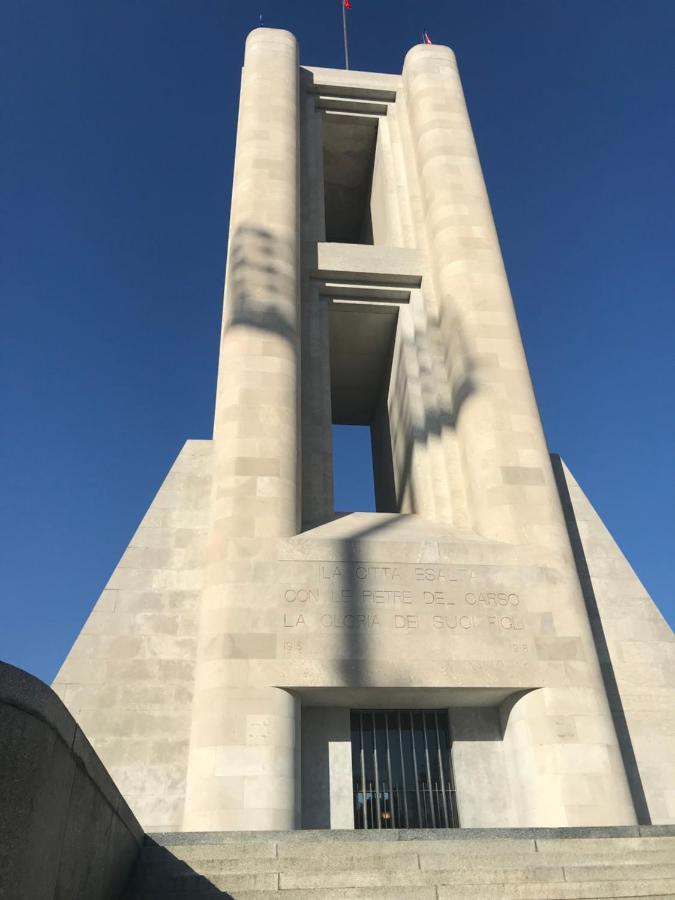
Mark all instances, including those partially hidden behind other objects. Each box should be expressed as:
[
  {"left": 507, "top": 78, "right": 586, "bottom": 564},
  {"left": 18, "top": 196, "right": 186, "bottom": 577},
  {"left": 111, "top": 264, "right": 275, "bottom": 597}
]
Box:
[{"left": 0, "top": 661, "right": 143, "bottom": 899}]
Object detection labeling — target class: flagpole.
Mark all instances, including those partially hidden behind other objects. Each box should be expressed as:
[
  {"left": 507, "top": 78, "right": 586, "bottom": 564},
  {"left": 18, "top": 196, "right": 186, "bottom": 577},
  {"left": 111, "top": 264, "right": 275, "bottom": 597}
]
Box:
[{"left": 342, "top": 1, "right": 350, "bottom": 70}]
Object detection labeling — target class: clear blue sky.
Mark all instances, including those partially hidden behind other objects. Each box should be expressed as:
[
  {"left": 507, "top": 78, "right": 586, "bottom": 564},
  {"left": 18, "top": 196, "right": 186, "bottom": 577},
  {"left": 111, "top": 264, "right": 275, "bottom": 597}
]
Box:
[{"left": 2, "top": 1, "right": 674, "bottom": 684}]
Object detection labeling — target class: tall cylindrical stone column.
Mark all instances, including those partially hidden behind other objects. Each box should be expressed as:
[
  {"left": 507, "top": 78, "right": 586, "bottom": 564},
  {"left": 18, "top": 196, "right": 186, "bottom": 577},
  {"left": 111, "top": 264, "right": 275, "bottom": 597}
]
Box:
[
  {"left": 403, "top": 45, "right": 636, "bottom": 826},
  {"left": 403, "top": 44, "right": 566, "bottom": 548},
  {"left": 213, "top": 28, "right": 300, "bottom": 534},
  {"left": 183, "top": 28, "right": 301, "bottom": 831}
]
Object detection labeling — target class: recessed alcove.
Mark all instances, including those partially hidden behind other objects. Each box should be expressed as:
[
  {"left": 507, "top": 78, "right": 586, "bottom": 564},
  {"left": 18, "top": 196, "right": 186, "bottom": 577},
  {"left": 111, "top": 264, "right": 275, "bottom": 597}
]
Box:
[{"left": 323, "top": 114, "right": 378, "bottom": 244}]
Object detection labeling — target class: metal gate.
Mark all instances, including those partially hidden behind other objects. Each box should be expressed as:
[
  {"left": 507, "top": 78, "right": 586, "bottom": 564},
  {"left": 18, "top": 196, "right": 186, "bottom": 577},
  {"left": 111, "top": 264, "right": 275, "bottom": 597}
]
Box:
[{"left": 350, "top": 709, "right": 459, "bottom": 830}]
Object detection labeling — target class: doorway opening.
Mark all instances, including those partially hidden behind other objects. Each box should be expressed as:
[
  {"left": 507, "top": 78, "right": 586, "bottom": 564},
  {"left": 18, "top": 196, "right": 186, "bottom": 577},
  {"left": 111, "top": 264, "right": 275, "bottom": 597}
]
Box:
[{"left": 350, "top": 709, "right": 459, "bottom": 829}]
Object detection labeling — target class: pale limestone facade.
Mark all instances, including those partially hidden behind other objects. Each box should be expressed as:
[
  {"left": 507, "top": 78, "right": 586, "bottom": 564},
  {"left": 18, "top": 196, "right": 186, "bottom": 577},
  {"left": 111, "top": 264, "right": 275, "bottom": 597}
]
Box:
[{"left": 53, "top": 29, "right": 675, "bottom": 833}]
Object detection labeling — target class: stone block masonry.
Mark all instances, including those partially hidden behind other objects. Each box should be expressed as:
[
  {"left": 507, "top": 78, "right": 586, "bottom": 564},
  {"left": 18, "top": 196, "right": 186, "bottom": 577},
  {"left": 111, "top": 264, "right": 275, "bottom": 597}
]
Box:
[{"left": 52, "top": 28, "right": 674, "bottom": 833}]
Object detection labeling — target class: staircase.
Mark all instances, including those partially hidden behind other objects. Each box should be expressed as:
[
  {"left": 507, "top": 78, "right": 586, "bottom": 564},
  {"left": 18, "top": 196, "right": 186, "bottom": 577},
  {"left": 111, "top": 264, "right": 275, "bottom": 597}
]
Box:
[{"left": 122, "top": 827, "right": 675, "bottom": 899}]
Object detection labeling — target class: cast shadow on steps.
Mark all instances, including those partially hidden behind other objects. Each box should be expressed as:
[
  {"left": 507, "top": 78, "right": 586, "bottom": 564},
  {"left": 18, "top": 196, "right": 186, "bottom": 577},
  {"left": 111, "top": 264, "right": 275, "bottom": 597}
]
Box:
[{"left": 121, "top": 839, "right": 236, "bottom": 899}]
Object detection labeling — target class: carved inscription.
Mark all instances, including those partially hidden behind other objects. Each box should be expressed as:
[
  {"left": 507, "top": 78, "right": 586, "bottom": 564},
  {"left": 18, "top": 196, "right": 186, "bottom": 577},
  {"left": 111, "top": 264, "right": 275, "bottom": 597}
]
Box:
[
  {"left": 246, "top": 716, "right": 271, "bottom": 744},
  {"left": 279, "top": 563, "right": 527, "bottom": 640},
  {"left": 320, "top": 614, "right": 380, "bottom": 628}
]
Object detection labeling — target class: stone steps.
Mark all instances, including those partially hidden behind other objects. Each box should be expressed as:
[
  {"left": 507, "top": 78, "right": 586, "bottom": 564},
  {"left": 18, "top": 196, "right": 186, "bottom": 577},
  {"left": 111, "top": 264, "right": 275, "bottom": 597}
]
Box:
[
  {"left": 135, "top": 850, "right": 675, "bottom": 877},
  {"left": 122, "top": 826, "right": 675, "bottom": 899},
  {"left": 136, "top": 856, "right": 675, "bottom": 880}
]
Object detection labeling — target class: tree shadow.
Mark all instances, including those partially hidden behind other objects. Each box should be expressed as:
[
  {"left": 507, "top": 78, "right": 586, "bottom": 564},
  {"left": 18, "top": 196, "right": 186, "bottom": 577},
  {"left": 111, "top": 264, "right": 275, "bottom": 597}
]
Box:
[
  {"left": 389, "top": 301, "right": 478, "bottom": 516},
  {"left": 223, "top": 224, "right": 299, "bottom": 347}
]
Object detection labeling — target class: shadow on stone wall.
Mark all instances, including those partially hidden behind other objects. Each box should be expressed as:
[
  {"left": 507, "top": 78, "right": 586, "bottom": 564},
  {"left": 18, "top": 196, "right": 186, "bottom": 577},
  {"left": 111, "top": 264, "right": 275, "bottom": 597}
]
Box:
[
  {"left": 551, "top": 454, "right": 651, "bottom": 825},
  {"left": 390, "top": 302, "right": 477, "bottom": 516},
  {"left": 224, "top": 224, "right": 298, "bottom": 347}
]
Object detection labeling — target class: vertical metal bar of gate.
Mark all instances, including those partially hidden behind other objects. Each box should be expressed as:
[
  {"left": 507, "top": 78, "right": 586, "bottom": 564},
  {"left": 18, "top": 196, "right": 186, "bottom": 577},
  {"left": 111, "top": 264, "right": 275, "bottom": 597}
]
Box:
[
  {"left": 421, "top": 713, "right": 437, "bottom": 827},
  {"left": 433, "top": 711, "right": 450, "bottom": 828},
  {"left": 384, "top": 712, "right": 396, "bottom": 828},
  {"left": 358, "top": 712, "right": 368, "bottom": 830},
  {"left": 397, "top": 711, "right": 409, "bottom": 827},
  {"left": 409, "top": 711, "right": 422, "bottom": 827},
  {"left": 445, "top": 717, "right": 459, "bottom": 827},
  {"left": 371, "top": 712, "right": 381, "bottom": 827}
]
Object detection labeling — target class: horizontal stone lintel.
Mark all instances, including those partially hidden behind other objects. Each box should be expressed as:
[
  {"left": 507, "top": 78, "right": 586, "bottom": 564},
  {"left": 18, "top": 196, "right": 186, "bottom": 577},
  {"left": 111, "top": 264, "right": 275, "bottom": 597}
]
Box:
[
  {"left": 320, "top": 282, "right": 411, "bottom": 302},
  {"left": 315, "top": 96, "right": 390, "bottom": 116},
  {"left": 308, "top": 81, "right": 397, "bottom": 103}
]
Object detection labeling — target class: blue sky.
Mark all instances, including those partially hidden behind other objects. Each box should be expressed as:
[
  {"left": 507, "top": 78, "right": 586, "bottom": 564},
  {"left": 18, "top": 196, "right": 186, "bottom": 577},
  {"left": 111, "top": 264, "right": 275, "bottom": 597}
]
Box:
[{"left": 2, "top": 1, "right": 674, "bottom": 684}]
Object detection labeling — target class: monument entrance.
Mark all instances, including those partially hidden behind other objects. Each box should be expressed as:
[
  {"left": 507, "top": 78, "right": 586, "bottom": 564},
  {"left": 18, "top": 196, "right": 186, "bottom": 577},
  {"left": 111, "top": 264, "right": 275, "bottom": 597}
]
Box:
[{"left": 351, "top": 709, "right": 458, "bottom": 830}]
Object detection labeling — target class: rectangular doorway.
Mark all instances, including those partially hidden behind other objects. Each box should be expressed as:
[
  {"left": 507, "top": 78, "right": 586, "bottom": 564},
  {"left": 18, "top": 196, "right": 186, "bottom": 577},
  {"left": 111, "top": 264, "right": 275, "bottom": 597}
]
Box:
[{"left": 350, "top": 709, "right": 459, "bottom": 830}]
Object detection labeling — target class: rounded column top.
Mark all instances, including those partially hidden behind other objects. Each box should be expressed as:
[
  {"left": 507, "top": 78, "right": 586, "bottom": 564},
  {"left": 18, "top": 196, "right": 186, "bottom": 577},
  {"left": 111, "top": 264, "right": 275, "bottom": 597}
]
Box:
[
  {"left": 245, "top": 27, "right": 298, "bottom": 53},
  {"left": 403, "top": 41, "right": 457, "bottom": 72}
]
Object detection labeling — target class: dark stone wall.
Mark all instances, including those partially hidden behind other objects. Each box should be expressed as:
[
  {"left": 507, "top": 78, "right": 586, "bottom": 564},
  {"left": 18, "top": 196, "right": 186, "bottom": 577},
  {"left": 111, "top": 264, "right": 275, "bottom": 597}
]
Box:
[{"left": 0, "top": 661, "right": 143, "bottom": 899}]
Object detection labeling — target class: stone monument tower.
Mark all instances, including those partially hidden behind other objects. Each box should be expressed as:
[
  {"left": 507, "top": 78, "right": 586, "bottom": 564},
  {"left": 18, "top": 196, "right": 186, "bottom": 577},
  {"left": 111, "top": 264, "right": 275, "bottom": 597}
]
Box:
[{"left": 53, "top": 29, "right": 675, "bottom": 834}]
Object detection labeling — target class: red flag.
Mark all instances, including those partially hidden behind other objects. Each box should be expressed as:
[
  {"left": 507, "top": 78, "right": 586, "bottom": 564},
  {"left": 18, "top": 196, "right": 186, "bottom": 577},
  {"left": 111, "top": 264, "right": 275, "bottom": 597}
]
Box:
[
  {"left": 344, "top": 0, "right": 351, "bottom": 8},
  {"left": 423, "top": 31, "right": 432, "bottom": 45}
]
